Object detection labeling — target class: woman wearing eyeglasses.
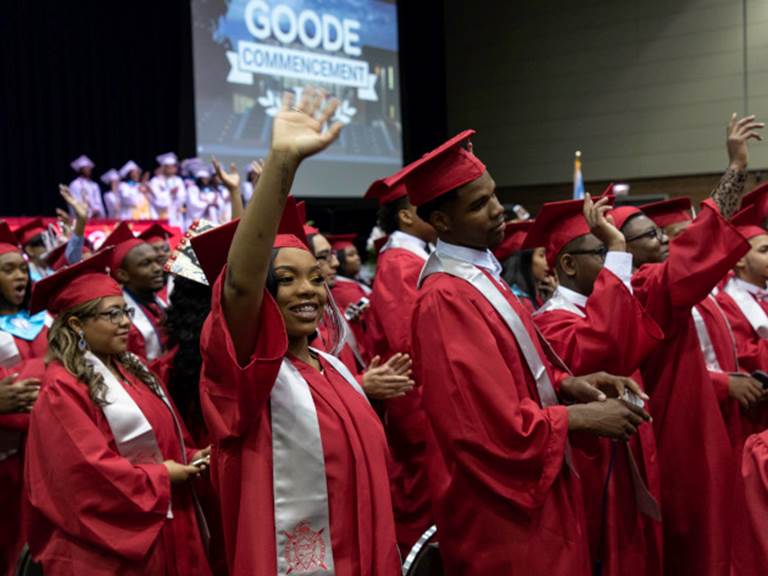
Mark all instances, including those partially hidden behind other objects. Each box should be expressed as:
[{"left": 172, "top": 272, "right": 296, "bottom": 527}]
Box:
[{"left": 23, "top": 249, "right": 212, "bottom": 576}]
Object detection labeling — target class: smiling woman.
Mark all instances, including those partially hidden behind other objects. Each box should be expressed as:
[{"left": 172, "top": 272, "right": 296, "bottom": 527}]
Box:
[
  {"left": 23, "top": 248, "right": 212, "bottom": 576},
  {"left": 191, "top": 87, "right": 401, "bottom": 576}
]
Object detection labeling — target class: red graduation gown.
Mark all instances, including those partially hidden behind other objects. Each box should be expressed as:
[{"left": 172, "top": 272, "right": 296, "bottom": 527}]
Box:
[
  {"left": 711, "top": 289, "right": 768, "bottom": 449},
  {"left": 731, "top": 430, "right": 768, "bottom": 575},
  {"left": 331, "top": 277, "right": 370, "bottom": 362},
  {"left": 0, "top": 326, "right": 47, "bottom": 576},
  {"left": 533, "top": 269, "right": 664, "bottom": 576},
  {"left": 412, "top": 270, "right": 589, "bottom": 576},
  {"left": 630, "top": 201, "right": 749, "bottom": 575},
  {"left": 199, "top": 271, "right": 400, "bottom": 576},
  {"left": 366, "top": 246, "right": 433, "bottom": 552},
  {"left": 25, "top": 361, "right": 210, "bottom": 576}
]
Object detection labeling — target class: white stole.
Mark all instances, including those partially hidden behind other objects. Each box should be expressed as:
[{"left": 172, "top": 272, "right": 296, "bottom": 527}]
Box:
[
  {"left": 0, "top": 332, "right": 21, "bottom": 368},
  {"left": 86, "top": 352, "right": 175, "bottom": 517},
  {"left": 271, "top": 348, "right": 367, "bottom": 576},
  {"left": 723, "top": 278, "right": 768, "bottom": 339},
  {"left": 123, "top": 290, "right": 164, "bottom": 361},
  {"left": 380, "top": 233, "right": 429, "bottom": 261}
]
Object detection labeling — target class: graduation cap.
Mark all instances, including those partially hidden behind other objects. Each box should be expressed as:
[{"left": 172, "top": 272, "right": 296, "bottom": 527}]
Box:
[
  {"left": 493, "top": 220, "right": 534, "bottom": 262},
  {"left": 70, "top": 155, "right": 94, "bottom": 172},
  {"left": 296, "top": 201, "right": 320, "bottom": 236},
  {"left": 327, "top": 234, "right": 357, "bottom": 251},
  {"left": 365, "top": 177, "right": 408, "bottom": 207},
  {"left": 0, "top": 221, "right": 21, "bottom": 256},
  {"left": 156, "top": 152, "right": 178, "bottom": 166},
  {"left": 138, "top": 223, "right": 174, "bottom": 243},
  {"left": 190, "top": 197, "right": 309, "bottom": 285},
  {"left": 740, "top": 181, "right": 768, "bottom": 222},
  {"left": 731, "top": 204, "right": 767, "bottom": 240},
  {"left": 639, "top": 197, "right": 694, "bottom": 228},
  {"left": 100, "top": 169, "right": 120, "bottom": 185},
  {"left": 608, "top": 206, "right": 643, "bottom": 231},
  {"left": 119, "top": 160, "right": 141, "bottom": 179},
  {"left": 523, "top": 185, "right": 615, "bottom": 267},
  {"left": 98, "top": 222, "right": 144, "bottom": 271},
  {"left": 13, "top": 219, "right": 47, "bottom": 246},
  {"left": 30, "top": 247, "right": 122, "bottom": 315},
  {"left": 399, "top": 130, "right": 486, "bottom": 207}
]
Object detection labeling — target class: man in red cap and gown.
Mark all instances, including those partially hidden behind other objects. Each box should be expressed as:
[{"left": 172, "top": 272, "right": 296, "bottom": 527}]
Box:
[
  {"left": 364, "top": 175, "right": 437, "bottom": 553},
  {"left": 602, "top": 111, "right": 763, "bottom": 576},
  {"left": 529, "top": 193, "right": 664, "bottom": 576},
  {"left": 102, "top": 223, "right": 168, "bottom": 361},
  {"left": 405, "top": 129, "right": 652, "bottom": 576}
]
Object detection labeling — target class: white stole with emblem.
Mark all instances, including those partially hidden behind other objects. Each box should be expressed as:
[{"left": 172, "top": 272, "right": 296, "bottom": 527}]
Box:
[
  {"left": 271, "top": 348, "right": 368, "bottom": 576},
  {"left": 723, "top": 277, "right": 768, "bottom": 339},
  {"left": 123, "top": 290, "right": 164, "bottom": 361}
]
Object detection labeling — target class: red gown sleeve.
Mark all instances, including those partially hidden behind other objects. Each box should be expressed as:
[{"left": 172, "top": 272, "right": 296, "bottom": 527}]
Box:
[
  {"left": 412, "top": 281, "right": 569, "bottom": 511},
  {"left": 25, "top": 372, "right": 171, "bottom": 560},
  {"left": 535, "top": 269, "right": 664, "bottom": 376},
  {"left": 632, "top": 200, "right": 749, "bottom": 335},
  {"left": 372, "top": 254, "right": 422, "bottom": 354},
  {"left": 199, "top": 266, "right": 287, "bottom": 441}
]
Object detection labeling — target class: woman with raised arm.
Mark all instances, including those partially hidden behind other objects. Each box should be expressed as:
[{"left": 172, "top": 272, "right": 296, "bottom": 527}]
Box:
[{"left": 192, "top": 88, "right": 400, "bottom": 576}]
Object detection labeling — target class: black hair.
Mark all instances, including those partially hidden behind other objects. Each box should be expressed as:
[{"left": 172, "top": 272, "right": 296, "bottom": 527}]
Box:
[
  {"left": 377, "top": 196, "right": 410, "bottom": 234},
  {"left": 501, "top": 249, "right": 538, "bottom": 308},
  {"left": 416, "top": 189, "right": 459, "bottom": 225},
  {"left": 164, "top": 276, "right": 212, "bottom": 428},
  {"left": 265, "top": 249, "right": 280, "bottom": 297},
  {"left": 305, "top": 233, "right": 318, "bottom": 256}
]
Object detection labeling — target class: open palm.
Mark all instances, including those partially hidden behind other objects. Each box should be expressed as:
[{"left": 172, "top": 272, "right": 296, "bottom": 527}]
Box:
[{"left": 272, "top": 87, "right": 343, "bottom": 160}]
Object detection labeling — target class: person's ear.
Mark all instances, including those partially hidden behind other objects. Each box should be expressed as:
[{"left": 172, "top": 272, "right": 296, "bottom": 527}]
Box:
[
  {"left": 114, "top": 267, "right": 130, "bottom": 284},
  {"left": 399, "top": 208, "right": 414, "bottom": 228},
  {"left": 66, "top": 315, "right": 84, "bottom": 334},
  {"left": 734, "top": 256, "right": 747, "bottom": 272},
  {"left": 431, "top": 211, "right": 451, "bottom": 234},
  {"left": 559, "top": 254, "right": 578, "bottom": 277}
]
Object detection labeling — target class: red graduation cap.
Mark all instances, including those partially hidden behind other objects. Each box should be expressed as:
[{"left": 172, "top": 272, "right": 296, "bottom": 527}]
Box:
[
  {"left": 327, "top": 234, "right": 357, "bottom": 251},
  {"left": 30, "top": 247, "right": 123, "bottom": 315},
  {"left": 608, "top": 206, "right": 643, "bottom": 230},
  {"left": 523, "top": 199, "right": 610, "bottom": 268},
  {"left": 138, "top": 223, "right": 173, "bottom": 243},
  {"left": 13, "top": 219, "right": 46, "bottom": 246},
  {"left": 44, "top": 243, "right": 69, "bottom": 271},
  {"left": 400, "top": 130, "right": 486, "bottom": 207},
  {"left": 191, "top": 197, "right": 309, "bottom": 285},
  {"left": 493, "top": 220, "right": 534, "bottom": 262},
  {"left": 99, "top": 222, "right": 144, "bottom": 271},
  {"left": 639, "top": 197, "right": 693, "bottom": 228},
  {"left": 365, "top": 177, "right": 408, "bottom": 207},
  {"left": 0, "top": 221, "right": 21, "bottom": 256},
  {"left": 740, "top": 181, "right": 768, "bottom": 222},
  {"left": 731, "top": 204, "right": 767, "bottom": 240}
]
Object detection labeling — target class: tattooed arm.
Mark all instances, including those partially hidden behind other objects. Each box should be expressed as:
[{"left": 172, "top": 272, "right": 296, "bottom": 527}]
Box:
[
  {"left": 711, "top": 113, "right": 764, "bottom": 218},
  {"left": 224, "top": 88, "right": 343, "bottom": 361}
]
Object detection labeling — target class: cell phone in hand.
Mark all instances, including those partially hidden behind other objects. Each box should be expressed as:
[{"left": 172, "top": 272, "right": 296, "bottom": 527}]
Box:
[
  {"left": 751, "top": 370, "right": 768, "bottom": 390},
  {"left": 621, "top": 389, "right": 645, "bottom": 409},
  {"left": 191, "top": 456, "right": 210, "bottom": 468}
]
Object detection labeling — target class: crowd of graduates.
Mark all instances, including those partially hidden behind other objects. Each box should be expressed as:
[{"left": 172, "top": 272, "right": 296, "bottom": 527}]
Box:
[{"left": 2, "top": 88, "right": 768, "bottom": 576}]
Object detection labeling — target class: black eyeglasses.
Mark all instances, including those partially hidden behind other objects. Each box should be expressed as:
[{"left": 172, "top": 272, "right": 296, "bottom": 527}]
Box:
[
  {"left": 568, "top": 246, "right": 608, "bottom": 260},
  {"left": 95, "top": 307, "right": 135, "bottom": 325},
  {"left": 625, "top": 227, "right": 662, "bottom": 243}
]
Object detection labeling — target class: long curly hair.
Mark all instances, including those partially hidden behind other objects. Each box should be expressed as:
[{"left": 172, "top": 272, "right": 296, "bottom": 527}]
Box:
[
  {"left": 46, "top": 299, "right": 163, "bottom": 406},
  {"left": 164, "top": 277, "right": 212, "bottom": 424}
]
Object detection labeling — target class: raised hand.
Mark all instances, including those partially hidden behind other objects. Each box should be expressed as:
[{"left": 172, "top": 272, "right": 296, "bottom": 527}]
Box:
[
  {"left": 60, "top": 184, "right": 88, "bottom": 223},
  {"left": 212, "top": 156, "right": 240, "bottom": 191},
  {"left": 727, "top": 113, "right": 764, "bottom": 171},
  {"left": 272, "top": 87, "right": 343, "bottom": 161},
  {"left": 583, "top": 193, "right": 625, "bottom": 251},
  {"left": 361, "top": 353, "right": 415, "bottom": 400},
  {"left": 249, "top": 159, "right": 265, "bottom": 184}
]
